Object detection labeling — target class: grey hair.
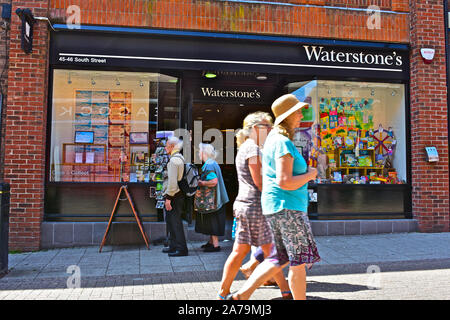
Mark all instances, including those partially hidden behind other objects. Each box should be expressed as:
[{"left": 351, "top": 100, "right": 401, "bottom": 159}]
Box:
[
  {"left": 167, "top": 136, "right": 183, "bottom": 150},
  {"left": 198, "top": 143, "right": 217, "bottom": 160}
]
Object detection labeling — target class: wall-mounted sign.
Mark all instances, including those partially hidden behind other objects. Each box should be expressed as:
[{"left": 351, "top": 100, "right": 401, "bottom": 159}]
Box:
[
  {"left": 16, "top": 8, "right": 36, "bottom": 54},
  {"left": 425, "top": 146, "right": 439, "bottom": 162},
  {"left": 420, "top": 48, "right": 435, "bottom": 64}
]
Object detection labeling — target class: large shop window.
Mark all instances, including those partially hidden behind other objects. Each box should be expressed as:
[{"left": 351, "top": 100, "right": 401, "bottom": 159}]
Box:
[
  {"left": 287, "top": 80, "right": 407, "bottom": 185},
  {"left": 49, "top": 70, "right": 180, "bottom": 183}
]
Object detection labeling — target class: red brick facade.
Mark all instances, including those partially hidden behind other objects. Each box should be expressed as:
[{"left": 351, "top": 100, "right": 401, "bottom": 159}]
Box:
[
  {"left": 1, "top": 0, "right": 448, "bottom": 251},
  {"left": 0, "top": 5, "right": 10, "bottom": 182},
  {"left": 409, "top": 0, "right": 449, "bottom": 232},
  {"left": 3, "top": 1, "right": 49, "bottom": 251},
  {"left": 48, "top": 0, "right": 410, "bottom": 43}
]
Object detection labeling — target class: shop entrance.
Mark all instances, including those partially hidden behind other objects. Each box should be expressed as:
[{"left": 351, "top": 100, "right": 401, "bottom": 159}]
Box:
[{"left": 192, "top": 102, "right": 272, "bottom": 219}]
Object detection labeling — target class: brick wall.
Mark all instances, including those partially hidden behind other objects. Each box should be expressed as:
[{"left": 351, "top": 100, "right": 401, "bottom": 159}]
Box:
[
  {"left": 48, "top": 0, "right": 410, "bottom": 43},
  {"left": 4, "top": 0, "right": 49, "bottom": 251},
  {"left": 409, "top": 0, "right": 450, "bottom": 232},
  {"left": 3, "top": 1, "right": 448, "bottom": 251},
  {"left": 0, "top": 1, "right": 11, "bottom": 182}
]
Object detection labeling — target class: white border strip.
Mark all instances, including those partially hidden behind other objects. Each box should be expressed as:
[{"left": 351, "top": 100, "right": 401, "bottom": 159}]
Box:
[{"left": 59, "top": 53, "right": 403, "bottom": 73}]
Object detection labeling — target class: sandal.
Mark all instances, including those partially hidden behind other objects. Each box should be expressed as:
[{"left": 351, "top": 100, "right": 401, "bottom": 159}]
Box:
[
  {"left": 281, "top": 291, "right": 293, "bottom": 300},
  {"left": 224, "top": 292, "right": 239, "bottom": 300}
]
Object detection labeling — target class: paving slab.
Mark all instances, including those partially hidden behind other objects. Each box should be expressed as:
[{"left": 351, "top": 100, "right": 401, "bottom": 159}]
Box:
[{"left": 2, "top": 232, "right": 450, "bottom": 301}]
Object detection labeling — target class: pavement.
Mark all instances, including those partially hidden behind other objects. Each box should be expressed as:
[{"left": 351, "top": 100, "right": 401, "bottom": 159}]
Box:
[{"left": 1, "top": 232, "right": 450, "bottom": 300}]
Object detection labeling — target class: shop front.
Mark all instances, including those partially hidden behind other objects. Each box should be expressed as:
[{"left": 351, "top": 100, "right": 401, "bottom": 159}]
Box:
[{"left": 46, "top": 26, "right": 411, "bottom": 227}]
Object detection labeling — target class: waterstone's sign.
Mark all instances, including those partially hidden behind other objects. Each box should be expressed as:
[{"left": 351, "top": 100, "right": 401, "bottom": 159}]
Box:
[
  {"left": 200, "top": 87, "right": 261, "bottom": 99},
  {"left": 51, "top": 30, "right": 409, "bottom": 80},
  {"left": 302, "top": 45, "right": 403, "bottom": 67},
  {"left": 194, "top": 85, "right": 276, "bottom": 104}
]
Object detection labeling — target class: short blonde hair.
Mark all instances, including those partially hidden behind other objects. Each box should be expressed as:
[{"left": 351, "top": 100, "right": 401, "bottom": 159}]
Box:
[
  {"left": 198, "top": 143, "right": 217, "bottom": 160},
  {"left": 235, "top": 111, "right": 273, "bottom": 147}
]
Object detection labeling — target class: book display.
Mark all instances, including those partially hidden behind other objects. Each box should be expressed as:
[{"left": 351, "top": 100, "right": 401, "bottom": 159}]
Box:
[
  {"left": 60, "top": 90, "right": 155, "bottom": 182},
  {"left": 148, "top": 131, "right": 173, "bottom": 209},
  {"left": 313, "top": 96, "right": 403, "bottom": 185}
]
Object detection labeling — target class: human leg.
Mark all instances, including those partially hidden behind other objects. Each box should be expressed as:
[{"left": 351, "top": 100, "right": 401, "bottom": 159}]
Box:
[
  {"left": 218, "top": 242, "right": 251, "bottom": 298},
  {"left": 260, "top": 243, "right": 290, "bottom": 295},
  {"left": 288, "top": 264, "right": 307, "bottom": 300},
  {"left": 164, "top": 207, "right": 176, "bottom": 252},
  {"left": 240, "top": 246, "right": 263, "bottom": 278},
  {"left": 169, "top": 196, "right": 188, "bottom": 253},
  {"left": 231, "top": 260, "right": 289, "bottom": 300},
  {"left": 211, "top": 235, "right": 219, "bottom": 247}
]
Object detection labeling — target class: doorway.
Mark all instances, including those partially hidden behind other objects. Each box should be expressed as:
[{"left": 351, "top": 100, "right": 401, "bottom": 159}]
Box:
[{"left": 192, "top": 102, "right": 271, "bottom": 219}]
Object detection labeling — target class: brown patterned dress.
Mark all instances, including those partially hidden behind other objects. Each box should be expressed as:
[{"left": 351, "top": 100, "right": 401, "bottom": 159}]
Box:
[{"left": 233, "top": 139, "right": 273, "bottom": 246}]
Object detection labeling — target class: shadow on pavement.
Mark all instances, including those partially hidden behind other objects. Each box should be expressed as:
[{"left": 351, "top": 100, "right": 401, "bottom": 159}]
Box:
[{"left": 307, "top": 280, "right": 371, "bottom": 293}]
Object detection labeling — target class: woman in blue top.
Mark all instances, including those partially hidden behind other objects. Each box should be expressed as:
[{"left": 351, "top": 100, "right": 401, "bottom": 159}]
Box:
[
  {"left": 226, "top": 94, "right": 321, "bottom": 300},
  {"left": 195, "top": 143, "right": 229, "bottom": 252}
]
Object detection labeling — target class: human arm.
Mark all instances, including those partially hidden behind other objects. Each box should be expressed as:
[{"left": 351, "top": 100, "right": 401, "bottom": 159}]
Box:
[
  {"left": 198, "top": 178, "right": 218, "bottom": 187},
  {"left": 275, "top": 154, "right": 317, "bottom": 191},
  {"left": 248, "top": 155, "right": 263, "bottom": 192},
  {"left": 165, "top": 199, "right": 172, "bottom": 211}
]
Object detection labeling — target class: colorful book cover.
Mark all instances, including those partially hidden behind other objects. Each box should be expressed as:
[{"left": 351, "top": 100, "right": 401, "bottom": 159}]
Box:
[
  {"left": 91, "top": 91, "right": 109, "bottom": 103},
  {"left": 76, "top": 90, "right": 92, "bottom": 103}
]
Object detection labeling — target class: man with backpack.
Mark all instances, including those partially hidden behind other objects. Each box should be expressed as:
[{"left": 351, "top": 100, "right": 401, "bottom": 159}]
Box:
[{"left": 162, "top": 136, "right": 190, "bottom": 257}]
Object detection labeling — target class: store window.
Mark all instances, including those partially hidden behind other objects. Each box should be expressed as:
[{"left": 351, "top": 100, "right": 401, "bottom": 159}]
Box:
[
  {"left": 287, "top": 80, "right": 407, "bottom": 185},
  {"left": 49, "top": 69, "right": 180, "bottom": 183}
]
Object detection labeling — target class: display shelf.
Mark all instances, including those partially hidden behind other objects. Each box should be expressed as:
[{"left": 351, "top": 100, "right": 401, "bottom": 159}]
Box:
[
  {"left": 327, "top": 166, "right": 384, "bottom": 177},
  {"left": 62, "top": 143, "right": 107, "bottom": 165},
  {"left": 326, "top": 148, "right": 383, "bottom": 177}
]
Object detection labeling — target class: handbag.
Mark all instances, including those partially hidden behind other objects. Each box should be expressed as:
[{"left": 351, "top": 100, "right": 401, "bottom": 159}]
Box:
[{"left": 194, "top": 170, "right": 218, "bottom": 214}]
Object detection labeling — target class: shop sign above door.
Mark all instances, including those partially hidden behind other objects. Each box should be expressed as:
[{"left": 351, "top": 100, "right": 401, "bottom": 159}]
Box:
[
  {"left": 200, "top": 87, "right": 261, "bottom": 99},
  {"left": 195, "top": 85, "right": 275, "bottom": 104}
]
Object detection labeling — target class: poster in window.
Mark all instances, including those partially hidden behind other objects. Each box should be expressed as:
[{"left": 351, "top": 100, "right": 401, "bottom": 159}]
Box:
[
  {"left": 110, "top": 91, "right": 126, "bottom": 101},
  {"left": 91, "top": 91, "right": 109, "bottom": 103},
  {"left": 75, "top": 131, "right": 94, "bottom": 144},
  {"left": 85, "top": 152, "right": 95, "bottom": 164},
  {"left": 130, "top": 132, "right": 148, "bottom": 144},
  {"left": 76, "top": 90, "right": 92, "bottom": 103}
]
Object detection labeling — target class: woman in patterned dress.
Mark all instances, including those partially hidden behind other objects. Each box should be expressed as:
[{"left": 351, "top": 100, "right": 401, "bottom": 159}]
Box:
[
  {"left": 218, "top": 112, "right": 291, "bottom": 300},
  {"left": 226, "top": 94, "right": 321, "bottom": 301}
]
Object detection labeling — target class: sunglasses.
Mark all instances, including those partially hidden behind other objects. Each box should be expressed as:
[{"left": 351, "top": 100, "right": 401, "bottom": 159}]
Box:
[{"left": 255, "top": 123, "right": 272, "bottom": 128}]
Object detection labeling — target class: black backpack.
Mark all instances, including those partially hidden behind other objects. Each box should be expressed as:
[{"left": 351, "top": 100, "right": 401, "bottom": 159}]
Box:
[{"left": 172, "top": 154, "right": 200, "bottom": 197}]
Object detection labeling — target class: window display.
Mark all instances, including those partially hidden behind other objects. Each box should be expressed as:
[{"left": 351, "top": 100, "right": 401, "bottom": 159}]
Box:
[
  {"left": 50, "top": 70, "right": 179, "bottom": 183},
  {"left": 148, "top": 131, "right": 173, "bottom": 209},
  {"left": 288, "top": 80, "right": 406, "bottom": 185}
]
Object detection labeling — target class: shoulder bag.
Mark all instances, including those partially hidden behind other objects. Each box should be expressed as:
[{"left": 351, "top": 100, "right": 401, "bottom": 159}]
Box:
[{"left": 194, "top": 169, "right": 218, "bottom": 214}]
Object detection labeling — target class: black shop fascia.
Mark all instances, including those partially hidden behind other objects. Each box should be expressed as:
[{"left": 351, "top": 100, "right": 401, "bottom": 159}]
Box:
[{"left": 46, "top": 25, "right": 410, "bottom": 222}]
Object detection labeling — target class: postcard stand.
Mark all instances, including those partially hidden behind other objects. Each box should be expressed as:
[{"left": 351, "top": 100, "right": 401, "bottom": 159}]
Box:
[{"left": 99, "top": 185, "right": 150, "bottom": 252}]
